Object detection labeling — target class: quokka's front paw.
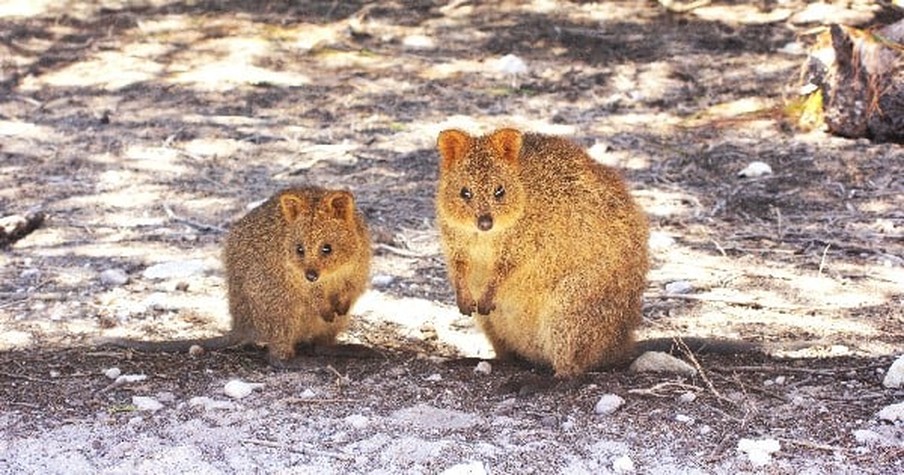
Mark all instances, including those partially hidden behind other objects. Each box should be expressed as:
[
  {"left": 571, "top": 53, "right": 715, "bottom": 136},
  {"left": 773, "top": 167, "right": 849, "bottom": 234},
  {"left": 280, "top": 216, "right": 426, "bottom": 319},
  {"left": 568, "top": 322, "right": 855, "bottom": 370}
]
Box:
[
  {"left": 476, "top": 294, "right": 496, "bottom": 315},
  {"left": 455, "top": 292, "right": 477, "bottom": 316},
  {"left": 330, "top": 294, "right": 351, "bottom": 316},
  {"left": 318, "top": 305, "right": 337, "bottom": 322}
]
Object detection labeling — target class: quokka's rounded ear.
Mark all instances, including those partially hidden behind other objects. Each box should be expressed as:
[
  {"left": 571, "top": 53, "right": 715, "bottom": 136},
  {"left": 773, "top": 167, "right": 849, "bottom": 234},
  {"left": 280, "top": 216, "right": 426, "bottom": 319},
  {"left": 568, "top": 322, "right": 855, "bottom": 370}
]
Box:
[
  {"left": 322, "top": 190, "right": 356, "bottom": 221},
  {"left": 279, "top": 192, "right": 309, "bottom": 223},
  {"left": 489, "top": 128, "right": 523, "bottom": 165},
  {"left": 437, "top": 129, "right": 471, "bottom": 171}
]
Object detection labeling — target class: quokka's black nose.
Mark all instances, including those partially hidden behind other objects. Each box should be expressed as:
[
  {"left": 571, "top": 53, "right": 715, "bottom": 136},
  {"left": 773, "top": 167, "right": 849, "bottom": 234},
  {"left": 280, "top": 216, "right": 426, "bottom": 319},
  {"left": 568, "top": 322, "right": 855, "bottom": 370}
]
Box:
[
  {"left": 477, "top": 214, "right": 493, "bottom": 231},
  {"left": 305, "top": 269, "right": 319, "bottom": 282}
]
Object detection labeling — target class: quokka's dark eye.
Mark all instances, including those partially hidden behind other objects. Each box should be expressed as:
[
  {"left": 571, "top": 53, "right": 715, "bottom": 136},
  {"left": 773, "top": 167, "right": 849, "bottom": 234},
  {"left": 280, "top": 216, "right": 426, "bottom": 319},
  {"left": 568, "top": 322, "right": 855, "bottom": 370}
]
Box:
[
  {"left": 321, "top": 244, "right": 332, "bottom": 255},
  {"left": 494, "top": 185, "right": 505, "bottom": 199},
  {"left": 460, "top": 187, "right": 473, "bottom": 200},
  {"left": 295, "top": 245, "right": 305, "bottom": 257}
]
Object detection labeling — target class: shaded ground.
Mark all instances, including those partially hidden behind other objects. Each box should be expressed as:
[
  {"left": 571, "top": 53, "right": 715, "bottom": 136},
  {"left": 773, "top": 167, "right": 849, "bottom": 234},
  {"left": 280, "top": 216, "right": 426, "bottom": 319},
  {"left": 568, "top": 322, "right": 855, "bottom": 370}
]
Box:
[{"left": 1, "top": 0, "right": 902, "bottom": 473}]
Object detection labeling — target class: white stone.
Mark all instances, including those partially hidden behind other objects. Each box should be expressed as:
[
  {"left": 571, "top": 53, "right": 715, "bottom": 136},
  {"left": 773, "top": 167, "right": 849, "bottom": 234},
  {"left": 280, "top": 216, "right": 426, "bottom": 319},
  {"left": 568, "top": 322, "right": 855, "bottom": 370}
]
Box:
[
  {"left": 132, "top": 396, "right": 163, "bottom": 412},
  {"left": 493, "top": 54, "right": 528, "bottom": 76},
  {"left": 777, "top": 42, "right": 806, "bottom": 55},
  {"left": 142, "top": 259, "right": 207, "bottom": 280},
  {"left": 612, "top": 454, "right": 635, "bottom": 473},
  {"left": 665, "top": 280, "right": 693, "bottom": 294},
  {"left": 877, "top": 402, "right": 904, "bottom": 422},
  {"left": 223, "top": 379, "right": 263, "bottom": 399},
  {"left": 737, "top": 438, "right": 780, "bottom": 467},
  {"left": 371, "top": 274, "right": 394, "bottom": 287},
  {"left": 345, "top": 414, "right": 369, "bottom": 430},
  {"left": 675, "top": 414, "right": 694, "bottom": 424},
  {"left": 738, "top": 161, "right": 773, "bottom": 178},
  {"left": 299, "top": 388, "right": 317, "bottom": 400},
  {"left": 440, "top": 461, "right": 488, "bottom": 475},
  {"left": 677, "top": 392, "right": 697, "bottom": 403},
  {"left": 103, "top": 367, "right": 121, "bottom": 380},
  {"left": 629, "top": 351, "right": 697, "bottom": 376},
  {"left": 473, "top": 361, "right": 492, "bottom": 375},
  {"left": 594, "top": 394, "right": 625, "bottom": 415},
  {"left": 115, "top": 374, "right": 147, "bottom": 385},
  {"left": 882, "top": 355, "right": 904, "bottom": 388},
  {"left": 424, "top": 373, "right": 443, "bottom": 382},
  {"left": 100, "top": 268, "right": 129, "bottom": 286}
]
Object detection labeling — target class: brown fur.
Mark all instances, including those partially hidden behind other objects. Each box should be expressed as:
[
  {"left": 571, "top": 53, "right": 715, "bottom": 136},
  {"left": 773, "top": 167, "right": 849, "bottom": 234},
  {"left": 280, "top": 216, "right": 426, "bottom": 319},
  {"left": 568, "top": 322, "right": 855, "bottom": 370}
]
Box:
[
  {"left": 108, "top": 187, "right": 372, "bottom": 365},
  {"left": 435, "top": 128, "right": 649, "bottom": 377}
]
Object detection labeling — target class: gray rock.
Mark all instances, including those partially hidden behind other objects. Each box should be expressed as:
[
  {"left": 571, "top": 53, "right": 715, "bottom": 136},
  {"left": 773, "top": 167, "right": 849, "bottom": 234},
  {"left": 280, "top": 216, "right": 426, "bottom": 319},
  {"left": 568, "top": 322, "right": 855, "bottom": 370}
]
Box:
[
  {"left": 882, "top": 355, "right": 904, "bottom": 388},
  {"left": 629, "top": 351, "right": 697, "bottom": 376},
  {"left": 100, "top": 268, "right": 129, "bottom": 286}
]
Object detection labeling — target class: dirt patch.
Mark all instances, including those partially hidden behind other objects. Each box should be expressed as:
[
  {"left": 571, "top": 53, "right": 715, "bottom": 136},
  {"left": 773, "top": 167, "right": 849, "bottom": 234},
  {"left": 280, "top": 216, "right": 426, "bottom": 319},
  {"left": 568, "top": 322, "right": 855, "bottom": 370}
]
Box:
[{"left": 1, "top": 1, "right": 902, "bottom": 472}]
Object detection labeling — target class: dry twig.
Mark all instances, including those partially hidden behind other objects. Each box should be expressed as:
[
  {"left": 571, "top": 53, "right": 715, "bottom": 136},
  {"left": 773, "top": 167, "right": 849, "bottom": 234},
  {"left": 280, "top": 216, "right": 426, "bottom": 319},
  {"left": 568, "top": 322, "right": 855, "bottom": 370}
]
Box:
[{"left": 163, "top": 204, "right": 225, "bottom": 233}]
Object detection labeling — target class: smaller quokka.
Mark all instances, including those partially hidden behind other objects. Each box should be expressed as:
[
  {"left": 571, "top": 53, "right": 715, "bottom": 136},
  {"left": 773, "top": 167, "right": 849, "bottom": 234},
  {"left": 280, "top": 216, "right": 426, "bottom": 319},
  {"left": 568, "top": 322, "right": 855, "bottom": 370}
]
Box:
[
  {"left": 107, "top": 187, "right": 372, "bottom": 365},
  {"left": 435, "top": 128, "right": 650, "bottom": 377}
]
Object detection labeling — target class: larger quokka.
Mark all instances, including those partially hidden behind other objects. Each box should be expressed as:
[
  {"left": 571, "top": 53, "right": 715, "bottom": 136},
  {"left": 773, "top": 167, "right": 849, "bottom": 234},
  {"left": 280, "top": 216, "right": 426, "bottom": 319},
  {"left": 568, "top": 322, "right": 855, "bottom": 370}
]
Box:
[
  {"left": 108, "top": 187, "right": 372, "bottom": 366},
  {"left": 435, "top": 128, "right": 649, "bottom": 378}
]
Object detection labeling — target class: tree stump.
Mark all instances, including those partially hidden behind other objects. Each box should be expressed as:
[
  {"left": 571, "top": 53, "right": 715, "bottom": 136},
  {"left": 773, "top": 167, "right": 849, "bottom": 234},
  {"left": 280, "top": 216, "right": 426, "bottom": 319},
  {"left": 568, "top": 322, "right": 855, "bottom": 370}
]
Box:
[
  {"left": 0, "top": 212, "right": 45, "bottom": 248},
  {"left": 801, "top": 19, "right": 904, "bottom": 143}
]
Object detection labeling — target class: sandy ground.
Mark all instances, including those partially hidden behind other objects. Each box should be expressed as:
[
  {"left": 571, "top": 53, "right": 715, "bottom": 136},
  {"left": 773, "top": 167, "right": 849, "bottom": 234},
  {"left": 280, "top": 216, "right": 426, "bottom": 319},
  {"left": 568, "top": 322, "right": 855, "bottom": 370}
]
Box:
[{"left": 1, "top": 0, "right": 903, "bottom": 473}]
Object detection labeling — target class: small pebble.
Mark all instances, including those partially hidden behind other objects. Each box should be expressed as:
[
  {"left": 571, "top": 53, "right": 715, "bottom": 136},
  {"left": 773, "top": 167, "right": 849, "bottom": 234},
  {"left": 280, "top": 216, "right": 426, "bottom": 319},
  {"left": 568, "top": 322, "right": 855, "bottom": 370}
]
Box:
[
  {"left": 493, "top": 53, "right": 528, "bottom": 76},
  {"left": 224, "top": 379, "right": 263, "bottom": 399},
  {"left": 49, "top": 370, "right": 60, "bottom": 378},
  {"left": 675, "top": 414, "right": 694, "bottom": 424},
  {"left": 473, "top": 361, "right": 492, "bottom": 375},
  {"left": 664, "top": 280, "right": 693, "bottom": 294},
  {"left": 882, "top": 354, "right": 904, "bottom": 388},
  {"left": 677, "top": 392, "right": 697, "bottom": 403},
  {"left": 371, "top": 274, "right": 395, "bottom": 288},
  {"left": 629, "top": 351, "right": 696, "bottom": 376},
  {"left": 877, "top": 402, "right": 904, "bottom": 422},
  {"left": 188, "top": 344, "right": 205, "bottom": 357},
  {"left": 115, "top": 374, "right": 147, "bottom": 385},
  {"left": 594, "top": 394, "right": 625, "bottom": 415},
  {"left": 440, "top": 461, "right": 488, "bottom": 475},
  {"left": 345, "top": 414, "right": 369, "bottom": 430},
  {"left": 132, "top": 396, "right": 163, "bottom": 412},
  {"left": 738, "top": 161, "right": 773, "bottom": 178},
  {"left": 104, "top": 367, "right": 121, "bottom": 380},
  {"left": 100, "top": 268, "right": 129, "bottom": 286},
  {"left": 424, "top": 373, "right": 443, "bottom": 382},
  {"left": 612, "top": 454, "right": 635, "bottom": 473},
  {"left": 737, "top": 438, "right": 780, "bottom": 467},
  {"left": 299, "top": 388, "right": 317, "bottom": 399}
]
